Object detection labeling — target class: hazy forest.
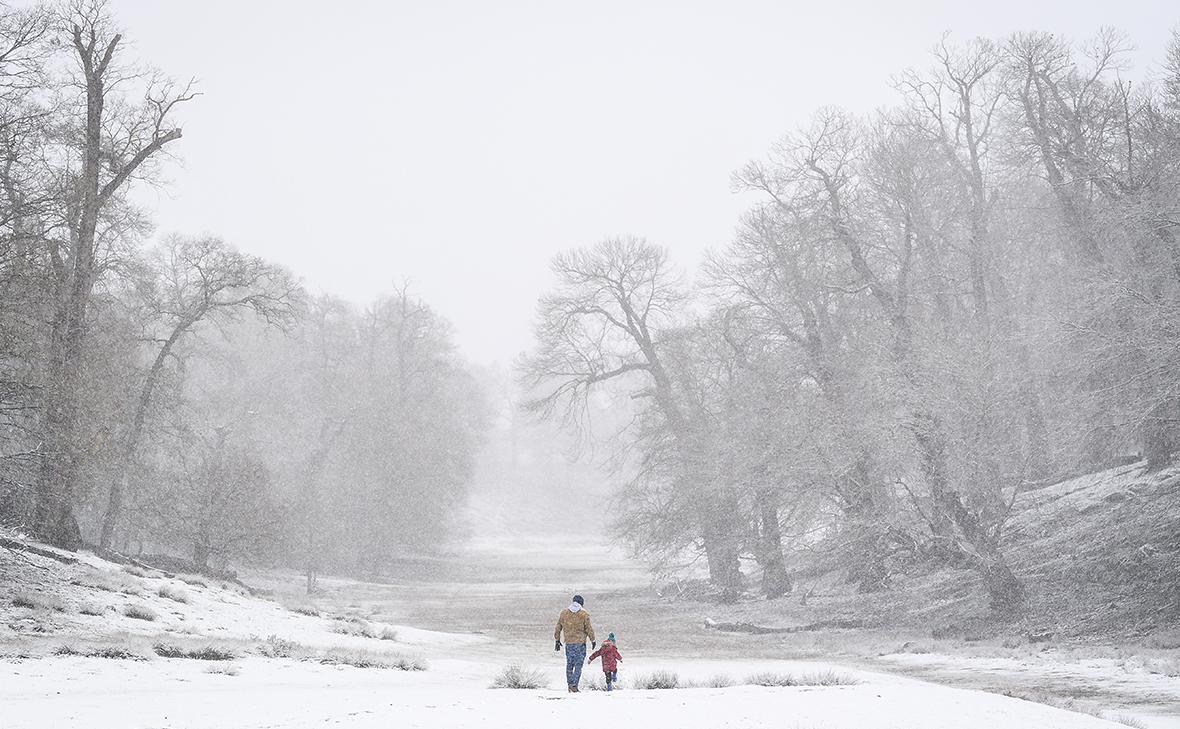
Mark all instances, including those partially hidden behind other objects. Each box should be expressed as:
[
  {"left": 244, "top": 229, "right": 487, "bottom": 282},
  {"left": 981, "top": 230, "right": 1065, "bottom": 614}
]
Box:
[
  {"left": 4, "top": 3, "right": 1176, "bottom": 604},
  {"left": 1, "top": 3, "right": 1179, "bottom": 728}
]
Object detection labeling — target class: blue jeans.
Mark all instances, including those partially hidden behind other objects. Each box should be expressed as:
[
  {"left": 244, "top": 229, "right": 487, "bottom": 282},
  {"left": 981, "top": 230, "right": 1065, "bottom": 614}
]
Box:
[{"left": 564, "top": 643, "right": 586, "bottom": 687}]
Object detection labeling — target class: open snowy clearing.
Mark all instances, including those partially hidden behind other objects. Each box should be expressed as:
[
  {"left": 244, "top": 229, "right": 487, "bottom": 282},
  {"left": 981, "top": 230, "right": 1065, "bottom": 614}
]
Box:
[
  {"left": 1, "top": 652, "right": 1160, "bottom": 729},
  {"left": 3, "top": 539, "right": 1178, "bottom": 729},
  {"left": 3, "top": 642, "right": 1176, "bottom": 729}
]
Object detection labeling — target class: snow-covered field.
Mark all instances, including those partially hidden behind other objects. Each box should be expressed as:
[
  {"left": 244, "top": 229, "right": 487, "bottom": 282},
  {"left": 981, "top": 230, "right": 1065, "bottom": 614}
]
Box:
[
  {"left": 2, "top": 535, "right": 1177, "bottom": 729},
  {"left": 3, "top": 653, "right": 1151, "bottom": 729}
]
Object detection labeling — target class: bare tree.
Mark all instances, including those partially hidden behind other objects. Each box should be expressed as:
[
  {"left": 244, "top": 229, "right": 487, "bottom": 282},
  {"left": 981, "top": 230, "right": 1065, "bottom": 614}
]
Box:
[
  {"left": 0, "top": 3, "right": 52, "bottom": 526},
  {"left": 35, "top": 1, "right": 197, "bottom": 546},
  {"left": 740, "top": 108, "right": 1028, "bottom": 613},
  {"left": 523, "top": 236, "right": 744, "bottom": 599},
  {"left": 98, "top": 236, "right": 300, "bottom": 551}
]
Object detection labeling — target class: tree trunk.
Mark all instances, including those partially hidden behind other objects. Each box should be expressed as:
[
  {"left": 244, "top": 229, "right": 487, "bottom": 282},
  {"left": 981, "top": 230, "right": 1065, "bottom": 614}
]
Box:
[
  {"left": 754, "top": 489, "right": 791, "bottom": 599},
  {"left": 192, "top": 538, "right": 210, "bottom": 572},
  {"left": 702, "top": 502, "right": 743, "bottom": 602},
  {"left": 914, "top": 413, "right": 1026, "bottom": 615},
  {"left": 703, "top": 533, "right": 742, "bottom": 602},
  {"left": 33, "top": 29, "right": 111, "bottom": 548},
  {"left": 100, "top": 327, "right": 188, "bottom": 549},
  {"left": 1144, "top": 399, "right": 1178, "bottom": 471},
  {"left": 33, "top": 315, "right": 86, "bottom": 549},
  {"left": 977, "top": 549, "right": 1026, "bottom": 616}
]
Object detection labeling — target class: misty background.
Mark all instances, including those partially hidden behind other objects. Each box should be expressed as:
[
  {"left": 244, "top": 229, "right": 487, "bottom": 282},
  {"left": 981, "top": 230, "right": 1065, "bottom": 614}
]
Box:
[
  {"left": 2, "top": 0, "right": 1178, "bottom": 631},
  {"left": 109, "top": 0, "right": 1174, "bottom": 366}
]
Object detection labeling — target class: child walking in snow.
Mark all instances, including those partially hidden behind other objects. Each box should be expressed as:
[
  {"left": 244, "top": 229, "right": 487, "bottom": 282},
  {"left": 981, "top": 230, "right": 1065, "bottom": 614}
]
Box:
[{"left": 588, "top": 632, "right": 622, "bottom": 691}]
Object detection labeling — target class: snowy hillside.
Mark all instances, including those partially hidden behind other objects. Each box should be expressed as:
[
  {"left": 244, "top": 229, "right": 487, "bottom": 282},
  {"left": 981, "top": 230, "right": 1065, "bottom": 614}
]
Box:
[{"left": 3, "top": 522, "right": 1178, "bottom": 729}]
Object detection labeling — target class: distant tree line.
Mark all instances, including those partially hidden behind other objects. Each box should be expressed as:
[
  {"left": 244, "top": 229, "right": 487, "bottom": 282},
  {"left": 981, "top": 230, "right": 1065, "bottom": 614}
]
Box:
[
  {"left": 0, "top": 2, "right": 486, "bottom": 580},
  {"left": 525, "top": 29, "right": 1180, "bottom": 614}
]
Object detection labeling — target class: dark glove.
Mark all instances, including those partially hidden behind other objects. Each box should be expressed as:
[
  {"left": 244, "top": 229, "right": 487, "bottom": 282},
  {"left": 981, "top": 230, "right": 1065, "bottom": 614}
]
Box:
[
  {"left": 554, "top": 640, "right": 562, "bottom": 651},
  {"left": 591, "top": 641, "right": 596, "bottom": 649}
]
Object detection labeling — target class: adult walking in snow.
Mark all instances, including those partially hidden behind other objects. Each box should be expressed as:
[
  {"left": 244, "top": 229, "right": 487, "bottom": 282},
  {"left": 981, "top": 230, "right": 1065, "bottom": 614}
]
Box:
[{"left": 553, "top": 594, "right": 596, "bottom": 692}]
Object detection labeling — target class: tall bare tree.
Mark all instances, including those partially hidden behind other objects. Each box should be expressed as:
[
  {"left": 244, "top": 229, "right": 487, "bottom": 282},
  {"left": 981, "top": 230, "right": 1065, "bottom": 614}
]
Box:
[
  {"left": 524, "top": 237, "right": 745, "bottom": 599},
  {"left": 98, "top": 236, "right": 299, "bottom": 551},
  {"left": 34, "top": 1, "right": 196, "bottom": 546}
]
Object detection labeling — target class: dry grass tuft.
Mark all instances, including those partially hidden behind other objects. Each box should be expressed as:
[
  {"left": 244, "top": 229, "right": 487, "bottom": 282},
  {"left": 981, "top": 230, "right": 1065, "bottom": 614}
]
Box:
[
  {"left": 122, "top": 603, "right": 158, "bottom": 621},
  {"left": 177, "top": 574, "right": 208, "bottom": 588},
  {"left": 205, "top": 663, "right": 240, "bottom": 676},
  {"left": 74, "top": 570, "right": 143, "bottom": 595},
  {"left": 54, "top": 644, "right": 148, "bottom": 661},
  {"left": 634, "top": 670, "right": 679, "bottom": 689},
  {"left": 491, "top": 664, "right": 548, "bottom": 689},
  {"left": 157, "top": 584, "right": 190, "bottom": 603},
  {"left": 746, "top": 670, "right": 859, "bottom": 687},
  {"left": 256, "top": 635, "right": 310, "bottom": 659},
  {"left": 11, "top": 592, "right": 65, "bottom": 612},
  {"left": 329, "top": 616, "right": 397, "bottom": 641},
  {"left": 318, "top": 647, "right": 425, "bottom": 671},
  {"left": 153, "top": 642, "right": 236, "bottom": 661}
]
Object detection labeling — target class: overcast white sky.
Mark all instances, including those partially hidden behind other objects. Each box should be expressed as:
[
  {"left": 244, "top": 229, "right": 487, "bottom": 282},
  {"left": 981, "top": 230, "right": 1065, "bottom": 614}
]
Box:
[{"left": 99, "top": 0, "right": 1174, "bottom": 366}]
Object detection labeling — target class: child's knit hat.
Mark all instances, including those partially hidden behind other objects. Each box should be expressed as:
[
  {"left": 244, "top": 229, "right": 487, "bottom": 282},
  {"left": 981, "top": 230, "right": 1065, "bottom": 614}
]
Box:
[{"left": 607, "top": 632, "right": 616, "bottom": 643}]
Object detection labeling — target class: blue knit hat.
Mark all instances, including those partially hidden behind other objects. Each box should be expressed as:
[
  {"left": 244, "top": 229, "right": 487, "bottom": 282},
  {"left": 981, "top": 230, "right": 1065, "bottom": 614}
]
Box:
[{"left": 607, "top": 632, "right": 616, "bottom": 643}]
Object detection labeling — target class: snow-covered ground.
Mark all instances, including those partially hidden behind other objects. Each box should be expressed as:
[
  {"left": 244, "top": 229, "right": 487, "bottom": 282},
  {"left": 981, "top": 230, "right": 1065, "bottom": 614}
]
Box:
[
  {"left": 2, "top": 534, "right": 1177, "bottom": 729},
  {"left": 2, "top": 653, "right": 1152, "bottom": 729}
]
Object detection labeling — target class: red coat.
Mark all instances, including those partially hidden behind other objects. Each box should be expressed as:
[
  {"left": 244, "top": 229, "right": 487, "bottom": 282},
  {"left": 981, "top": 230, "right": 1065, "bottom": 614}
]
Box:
[{"left": 588, "top": 641, "right": 622, "bottom": 672}]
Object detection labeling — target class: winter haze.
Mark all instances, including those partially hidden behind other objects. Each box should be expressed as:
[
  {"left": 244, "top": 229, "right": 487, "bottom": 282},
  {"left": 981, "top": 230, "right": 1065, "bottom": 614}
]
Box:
[
  {"left": 2, "top": 2, "right": 1179, "bottom": 729},
  {"left": 110, "top": 0, "right": 1174, "bottom": 365}
]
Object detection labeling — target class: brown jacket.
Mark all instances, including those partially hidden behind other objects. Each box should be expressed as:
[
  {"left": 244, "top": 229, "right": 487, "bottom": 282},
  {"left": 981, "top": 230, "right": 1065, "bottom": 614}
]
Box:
[{"left": 554, "top": 607, "right": 595, "bottom": 645}]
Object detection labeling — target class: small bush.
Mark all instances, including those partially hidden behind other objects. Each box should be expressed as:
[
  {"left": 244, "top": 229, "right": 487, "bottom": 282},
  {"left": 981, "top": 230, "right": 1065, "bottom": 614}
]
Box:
[
  {"left": 123, "top": 604, "right": 158, "bottom": 621},
  {"left": 11, "top": 592, "right": 65, "bottom": 612},
  {"left": 153, "top": 643, "right": 235, "bottom": 661},
  {"left": 291, "top": 604, "right": 320, "bottom": 617},
  {"left": 122, "top": 565, "right": 151, "bottom": 578},
  {"left": 635, "top": 670, "right": 679, "bottom": 690},
  {"left": 76, "top": 571, "right": 143, "bottom": 595},
  {"left": 79, "top": 603, "right": 106, "bottom": 616},
  {"left": 152, "top": 643, "right": 187, "bottom": 658},
  {"left": 188, "top": 646, "right": 236, "bottom": 661},
  {"left": 216, "top": 581, "right": 250, "bottom": 597},
  {"left": 177, "top": 574, "right": 208, "bottom": 588},
  {"left": 319, "top": 648, "right": 425, "bottom": 671},
  {"left": 53, "top": 644, "right": 146, "bottom": 660},
  {"left": 11, "top": 593, "right": 37, "bottom": 609},
  {"left": 205, "top": 663, "right": 240, "bottom": 676},
  {"left": 157, "top": 584, "right": 190, "bottom": 603},
  {"left": 746, "top": 670, "right": 859, "bottom": 687},
  {"left": 257, "top": 635, "right": 309, "bottom": 659},
  {"left": 491, "top": 664, "right": 548, "bottom": 689},
  {"left": 331, "top": 616, "right": 394, "bottom": 640},
  {"left": 704, "top": 674, "right": 735, "bottom": 688},
  {"left": 747, "top": 672, "right": 799, "bottom": 687},
  {"left": 90, "top": 646, "right": 145, "bottom": 660}
]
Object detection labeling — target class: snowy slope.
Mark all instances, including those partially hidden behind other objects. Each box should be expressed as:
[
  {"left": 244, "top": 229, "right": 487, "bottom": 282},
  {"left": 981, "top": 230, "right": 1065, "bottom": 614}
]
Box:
[{"left": 0, "top": 536, "right": 1168, "bottom": 729}]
